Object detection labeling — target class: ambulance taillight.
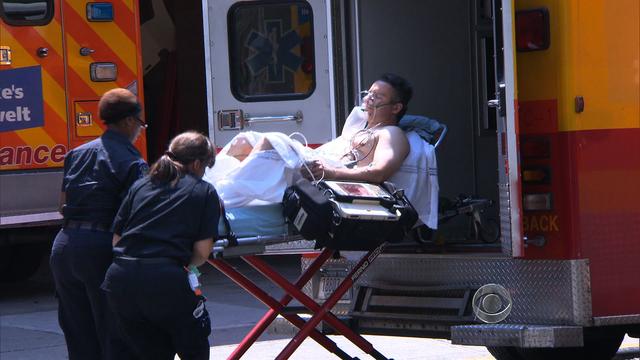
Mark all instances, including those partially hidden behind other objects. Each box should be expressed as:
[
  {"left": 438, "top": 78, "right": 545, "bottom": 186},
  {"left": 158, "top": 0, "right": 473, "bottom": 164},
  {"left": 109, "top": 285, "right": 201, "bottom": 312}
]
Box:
[
  {"left": 520, "top": 137, "right": 553, "bottom": 211},
  {"left": 515, "top": 8, "right": 550, "bottom": 52}
]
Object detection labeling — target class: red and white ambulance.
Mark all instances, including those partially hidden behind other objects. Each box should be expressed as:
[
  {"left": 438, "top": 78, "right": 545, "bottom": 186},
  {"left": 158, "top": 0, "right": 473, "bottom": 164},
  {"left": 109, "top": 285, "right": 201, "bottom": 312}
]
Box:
[{"left": 2, "top": 1, "right": 638, "bottom": 357}]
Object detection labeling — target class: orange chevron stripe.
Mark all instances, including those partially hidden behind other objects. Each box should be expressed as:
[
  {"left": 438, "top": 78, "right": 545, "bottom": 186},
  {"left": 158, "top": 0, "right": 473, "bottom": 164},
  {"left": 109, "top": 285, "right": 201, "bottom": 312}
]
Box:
[
  {"left": 1, "top": 24, "right": 65, "bottom": 90},
  {"left": 64, "top": 35, "right": 126, "bottom": 95},
  {"left": 0, "top": 28, "right": 68, "bottom": 125},
  {"left": 0, "top": 132, "right": 28, "bottom": 148},
  {"left": 63, "top": 3, "right": 137, "bottom": 82},
  {"left": 109, "top": 0, "right": 137, "bottom": 48},
  {"left": 43, "top": 102, "right": 68, "bottom": 142},
  {"left": 121, "top": 0, "right": 134, "bottom": 12},
  {"left": 0, "top": 132, "right": 27, "bottom": 171},
  {"left": 12, "top": 127, "right": 57, "bottom": 153},
  {"left": 0, "top": 130, "right": 66, "bottom": 170}
]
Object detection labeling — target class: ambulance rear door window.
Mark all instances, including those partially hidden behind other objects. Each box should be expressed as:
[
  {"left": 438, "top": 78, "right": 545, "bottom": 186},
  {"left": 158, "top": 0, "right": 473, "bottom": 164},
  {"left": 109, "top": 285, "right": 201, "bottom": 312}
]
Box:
[
  {"left": 0, "top": 0, "right": 53, "bottom": 26},
  {"left": 227, "top": 0, "right": 316, "bottom": 102}
]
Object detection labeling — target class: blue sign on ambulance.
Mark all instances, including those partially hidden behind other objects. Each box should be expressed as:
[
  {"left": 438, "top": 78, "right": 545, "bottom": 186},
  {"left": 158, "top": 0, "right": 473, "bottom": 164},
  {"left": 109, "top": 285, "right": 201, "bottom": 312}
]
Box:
[{"left": 0, "top": 66, "right": 45, "bottom": 132}]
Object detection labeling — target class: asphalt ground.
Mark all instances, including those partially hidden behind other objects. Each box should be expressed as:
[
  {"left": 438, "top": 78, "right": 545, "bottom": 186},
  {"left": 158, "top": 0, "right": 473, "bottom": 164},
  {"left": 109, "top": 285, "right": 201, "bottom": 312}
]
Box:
[{"left": 1, "top": 252, "right": 638, "bottom": 359}]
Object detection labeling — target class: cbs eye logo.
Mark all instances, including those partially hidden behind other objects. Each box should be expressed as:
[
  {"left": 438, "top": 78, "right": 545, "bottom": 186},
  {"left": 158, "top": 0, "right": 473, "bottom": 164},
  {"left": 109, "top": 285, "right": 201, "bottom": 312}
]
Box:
[{"left": 472, "top": 284, "right": 512, "bottom": 323}]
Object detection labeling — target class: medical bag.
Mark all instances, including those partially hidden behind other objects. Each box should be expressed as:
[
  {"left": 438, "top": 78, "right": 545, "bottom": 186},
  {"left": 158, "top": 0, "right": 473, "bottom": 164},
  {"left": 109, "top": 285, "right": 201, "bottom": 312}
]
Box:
[{"left": 282, "top": 179, "right": 418, "bottom": 251}]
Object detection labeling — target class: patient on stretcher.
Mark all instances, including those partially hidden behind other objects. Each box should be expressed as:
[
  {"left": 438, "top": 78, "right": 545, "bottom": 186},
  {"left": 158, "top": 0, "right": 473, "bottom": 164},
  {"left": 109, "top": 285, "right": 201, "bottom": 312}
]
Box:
[{"left": 205, "top": 73, "right": 439, "bottom": 229}]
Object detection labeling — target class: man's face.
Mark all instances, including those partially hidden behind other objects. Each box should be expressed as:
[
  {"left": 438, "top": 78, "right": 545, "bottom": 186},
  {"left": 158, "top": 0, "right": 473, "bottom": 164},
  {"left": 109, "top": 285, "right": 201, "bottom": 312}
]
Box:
[{"left": 362, "top": 81, "right": 401, "bottom": 121}]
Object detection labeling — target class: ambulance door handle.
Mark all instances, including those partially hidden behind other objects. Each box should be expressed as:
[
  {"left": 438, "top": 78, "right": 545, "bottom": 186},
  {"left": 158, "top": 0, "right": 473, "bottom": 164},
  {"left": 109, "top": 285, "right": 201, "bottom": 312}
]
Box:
[
  {"left": 37, "top": 47, "right": 49, "bottom": 58},
  {"left": 80, "top": 47, "right": 96, "bottom": 56},
  {"left": 244, "top": 111, "right": 303, "bottom": 126},
  {"left": 488, "top": 83, "right": 506, "bottom": 117}
]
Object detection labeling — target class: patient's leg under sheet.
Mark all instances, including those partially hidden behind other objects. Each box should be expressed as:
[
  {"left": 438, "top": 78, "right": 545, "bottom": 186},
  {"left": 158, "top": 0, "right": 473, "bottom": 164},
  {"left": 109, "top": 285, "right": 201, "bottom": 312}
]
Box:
[{"left": 213, "top": 150, "right": 293, "bottom": 208}]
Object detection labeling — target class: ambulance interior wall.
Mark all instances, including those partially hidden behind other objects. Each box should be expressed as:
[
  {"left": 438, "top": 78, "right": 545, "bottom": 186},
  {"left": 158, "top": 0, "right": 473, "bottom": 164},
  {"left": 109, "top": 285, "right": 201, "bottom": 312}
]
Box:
[
  {"left": 358, "top": 0, "right": 500, "bottom": 239},
  {"left": 139, "top": 0, "right": 208, "bottom": 162}
]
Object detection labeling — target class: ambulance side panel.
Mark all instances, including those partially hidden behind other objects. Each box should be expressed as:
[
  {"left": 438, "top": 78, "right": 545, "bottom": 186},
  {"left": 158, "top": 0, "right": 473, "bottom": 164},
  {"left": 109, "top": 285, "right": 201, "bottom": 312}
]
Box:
[{"left": 0, "top": 0, "right": 145, "bottom": 227}]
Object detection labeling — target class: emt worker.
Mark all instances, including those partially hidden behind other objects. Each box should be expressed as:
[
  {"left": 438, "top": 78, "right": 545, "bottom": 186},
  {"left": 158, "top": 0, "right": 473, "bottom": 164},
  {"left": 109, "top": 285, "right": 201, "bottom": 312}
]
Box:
[
  {"left": 50, "top": 88, "right": 148, "bottom": 359},
  {"left": 102, "top": 131, "right": 219, "bottom": 360}
]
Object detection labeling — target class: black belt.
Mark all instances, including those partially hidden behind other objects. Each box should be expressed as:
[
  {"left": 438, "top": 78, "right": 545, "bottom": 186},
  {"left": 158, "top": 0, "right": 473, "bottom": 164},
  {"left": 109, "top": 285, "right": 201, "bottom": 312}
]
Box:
[
  {"left": 114, "top": 256, "right": 181, "bottom": 265},
  {"left": 64, "top": 219, "right": 111, "bottom": 232}
]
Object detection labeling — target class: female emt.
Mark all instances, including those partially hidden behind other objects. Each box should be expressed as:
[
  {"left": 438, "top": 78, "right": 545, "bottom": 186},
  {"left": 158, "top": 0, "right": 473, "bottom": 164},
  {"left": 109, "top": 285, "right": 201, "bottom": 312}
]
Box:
[{"left": 101, "top": 131, "right": 219, "bottom": 360}]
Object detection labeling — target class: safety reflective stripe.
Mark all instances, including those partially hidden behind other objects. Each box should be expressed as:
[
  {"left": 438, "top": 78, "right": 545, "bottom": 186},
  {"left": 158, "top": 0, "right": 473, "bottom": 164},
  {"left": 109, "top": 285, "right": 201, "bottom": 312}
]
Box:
[
  {"left": 0, "top": 28, "right": 68, "bottom": 145},
  {"left": 63, "top": 1, "right": 138, "bottom": 84},
  {"left": 0, "top": 0, "right": 142, "bottom": 171}
]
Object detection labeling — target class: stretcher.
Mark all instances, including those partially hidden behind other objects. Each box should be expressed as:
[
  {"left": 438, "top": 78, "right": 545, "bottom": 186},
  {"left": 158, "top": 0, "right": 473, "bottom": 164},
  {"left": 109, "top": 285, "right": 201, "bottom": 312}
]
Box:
[
  {"left": 208, "top": 203, "right": 392, "bottom": 360},
  {"left": 206, "top": 115, "right": 446, "bottom": 359}
]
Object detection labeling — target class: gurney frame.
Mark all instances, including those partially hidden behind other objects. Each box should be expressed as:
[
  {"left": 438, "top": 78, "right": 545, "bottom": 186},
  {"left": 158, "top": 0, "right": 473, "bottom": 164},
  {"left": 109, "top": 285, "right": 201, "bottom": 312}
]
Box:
[{"left": 208, "top": 241, "right": 390, "bottom": 360}]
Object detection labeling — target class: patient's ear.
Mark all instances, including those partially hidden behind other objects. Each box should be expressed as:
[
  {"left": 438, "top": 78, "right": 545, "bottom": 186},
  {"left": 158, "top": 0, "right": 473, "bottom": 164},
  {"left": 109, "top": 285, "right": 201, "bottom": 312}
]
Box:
[{"left": 392, "top": 102, "right": 403, "bottom": 116}]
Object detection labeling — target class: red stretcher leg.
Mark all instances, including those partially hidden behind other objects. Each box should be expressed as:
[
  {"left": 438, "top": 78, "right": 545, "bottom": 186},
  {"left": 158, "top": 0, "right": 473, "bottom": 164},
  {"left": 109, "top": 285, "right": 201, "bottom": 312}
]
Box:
[
  {"left": 227, "top": 248, "right": 335, "bottom": 359},
  {"left": 243, "top": 242, "right": 389, "bottom": 360},
  {"left": 208, "top": 256, "right": 355, "bottom": 360}
]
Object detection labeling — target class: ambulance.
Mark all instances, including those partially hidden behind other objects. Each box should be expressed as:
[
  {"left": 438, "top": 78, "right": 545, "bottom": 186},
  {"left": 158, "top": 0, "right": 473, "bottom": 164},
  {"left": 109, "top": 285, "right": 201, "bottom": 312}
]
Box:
[
  {"left": 2, "top": 0, "right": 639, "bottom": 357},
  {"left": 0, "top": 0, "right": 145, "bottom": 279}
]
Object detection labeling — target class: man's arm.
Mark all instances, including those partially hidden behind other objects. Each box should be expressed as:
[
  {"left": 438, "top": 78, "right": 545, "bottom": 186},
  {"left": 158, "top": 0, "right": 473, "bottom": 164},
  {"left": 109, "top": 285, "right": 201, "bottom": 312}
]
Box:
[{"left": 314, "top": 127, "right": 409, "bottom": 183}]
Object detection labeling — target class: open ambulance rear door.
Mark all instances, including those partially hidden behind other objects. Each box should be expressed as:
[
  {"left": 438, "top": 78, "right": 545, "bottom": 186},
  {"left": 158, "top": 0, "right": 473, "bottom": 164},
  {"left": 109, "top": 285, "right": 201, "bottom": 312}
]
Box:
[
  {"left": 202, "top": 0, "right": 335, "bottom": 147},
  {"left": 493, "top": 0, "right": 524, "bottom": 257}
]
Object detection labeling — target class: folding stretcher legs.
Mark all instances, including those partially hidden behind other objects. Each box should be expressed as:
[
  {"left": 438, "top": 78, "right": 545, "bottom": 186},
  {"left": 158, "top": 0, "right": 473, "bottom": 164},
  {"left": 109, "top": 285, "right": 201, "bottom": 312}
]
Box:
[{"left": 207, "top": 242, "right": 390, "bottom": 360}]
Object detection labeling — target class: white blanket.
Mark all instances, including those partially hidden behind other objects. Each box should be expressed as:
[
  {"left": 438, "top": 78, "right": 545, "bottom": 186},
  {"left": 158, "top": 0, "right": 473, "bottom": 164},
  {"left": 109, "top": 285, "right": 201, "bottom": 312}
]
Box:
[
  {"left": 204, "top": 107, "right": 439, "bottom": 228},
  {"left": 389, "top": 131, "right": 439, "bottom": 229},
  {"left": 204, "top": 132, "right": 308, "bottom": 208}
]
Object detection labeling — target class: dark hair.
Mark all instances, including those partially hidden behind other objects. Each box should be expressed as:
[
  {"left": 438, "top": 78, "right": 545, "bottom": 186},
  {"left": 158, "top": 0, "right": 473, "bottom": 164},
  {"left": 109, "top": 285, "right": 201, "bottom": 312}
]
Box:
[
  {"left": 149, "top": 131, "right": 215, "bottom": 184},
  {"left": 378, "top": 73, "right": 413, "bottom": 120},
  {"left": 98, "top": 88, "right": 141, "bottom": 125}
]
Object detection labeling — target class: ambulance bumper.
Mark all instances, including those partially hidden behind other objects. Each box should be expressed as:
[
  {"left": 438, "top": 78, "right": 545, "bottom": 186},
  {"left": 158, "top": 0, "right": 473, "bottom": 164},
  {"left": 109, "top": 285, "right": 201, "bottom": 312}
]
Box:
[{"left": 451, "top": 324, "right": 583, "bottom": 347}]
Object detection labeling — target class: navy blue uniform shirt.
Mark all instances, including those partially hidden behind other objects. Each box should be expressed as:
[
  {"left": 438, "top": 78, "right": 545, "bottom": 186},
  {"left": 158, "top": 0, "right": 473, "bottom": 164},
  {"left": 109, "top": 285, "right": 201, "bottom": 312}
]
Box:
[
  {"left": 112, "top": 174, "right": 220, "bottom": 265},
  {"left": 61, "top": 129, "right": 148, "bottom": 226}
]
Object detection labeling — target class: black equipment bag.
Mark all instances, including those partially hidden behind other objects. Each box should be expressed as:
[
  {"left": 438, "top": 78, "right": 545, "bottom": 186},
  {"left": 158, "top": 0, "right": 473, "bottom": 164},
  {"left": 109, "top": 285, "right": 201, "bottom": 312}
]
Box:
[
  {"left": 282, "top": 179, "right": 333, "bottom": 246},
  {"left": 282, "top": 179, "right": 418, "bottom": 251}
]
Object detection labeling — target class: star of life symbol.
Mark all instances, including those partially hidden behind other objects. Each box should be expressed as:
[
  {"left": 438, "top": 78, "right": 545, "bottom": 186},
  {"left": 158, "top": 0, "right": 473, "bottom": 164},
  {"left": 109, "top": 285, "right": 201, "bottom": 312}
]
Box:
[
  {"left": 472, "top": 283, "right": 512, "bottom": 323},
  {"left": 245, "top": 19, "right": 303, "bottom": 83}
]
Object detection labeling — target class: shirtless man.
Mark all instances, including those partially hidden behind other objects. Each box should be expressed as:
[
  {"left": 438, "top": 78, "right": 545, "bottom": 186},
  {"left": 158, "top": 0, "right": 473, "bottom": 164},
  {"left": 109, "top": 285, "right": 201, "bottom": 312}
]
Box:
[
  {"left": 302, "top": 73, "right": 412, "bottom": 183},
  {"left": 225, "top": 73, "right": 413, "bottom": 184}
]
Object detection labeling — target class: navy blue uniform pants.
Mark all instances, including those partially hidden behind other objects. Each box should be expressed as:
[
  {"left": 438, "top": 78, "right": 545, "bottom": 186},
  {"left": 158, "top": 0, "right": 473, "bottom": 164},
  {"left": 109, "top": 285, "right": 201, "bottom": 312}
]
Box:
[
  {"left": 50, "top": 228, "right": 131, "bottom": 360},
  {"left": 102, "top": 259, "right": 211, "bottom": 360}
]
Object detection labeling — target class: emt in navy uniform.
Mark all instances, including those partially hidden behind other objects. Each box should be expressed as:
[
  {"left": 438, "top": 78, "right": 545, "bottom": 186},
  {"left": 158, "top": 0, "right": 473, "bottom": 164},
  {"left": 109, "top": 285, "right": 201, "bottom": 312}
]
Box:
[
  {"left": 50, "top": 88, "right": 148, "bottom": 360},
  {"left": 102, "top": 131, "right": 219, "bottom": 360}
]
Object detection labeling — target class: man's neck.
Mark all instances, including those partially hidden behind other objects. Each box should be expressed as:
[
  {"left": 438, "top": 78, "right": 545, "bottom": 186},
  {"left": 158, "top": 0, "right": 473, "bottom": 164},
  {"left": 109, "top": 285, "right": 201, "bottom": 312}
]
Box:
[
  {"left": 367, "top": 115, "right": 397, "bottom": 128},
  {"left": 106, "top": 124, "right": 133, "bottom": 143}
]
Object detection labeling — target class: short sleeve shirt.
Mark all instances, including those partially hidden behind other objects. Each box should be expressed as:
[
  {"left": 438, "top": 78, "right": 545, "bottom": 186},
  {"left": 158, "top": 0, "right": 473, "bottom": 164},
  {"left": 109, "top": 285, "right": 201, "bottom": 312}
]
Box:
[
  {"left": 61, "top": 129, "right": 148, "bottom": 225},
  {"left": 112, "top": 174, "right": 221, "bottom": 265}
]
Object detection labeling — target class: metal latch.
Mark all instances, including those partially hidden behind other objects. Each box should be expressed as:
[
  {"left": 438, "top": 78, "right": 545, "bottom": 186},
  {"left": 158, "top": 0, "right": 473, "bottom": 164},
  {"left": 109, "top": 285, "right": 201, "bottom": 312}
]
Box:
[
  {"left": 76, "top": 112, "right": 93, "bottom": 127},
  {"left": 488, "top": 83, "right": 507, "bottom": 117},
  {"left": 217, "top": 109, "right": 244, "bottom": 130},
  {"left": 0, "top": 46, "right": 12, "bottom": 65}
]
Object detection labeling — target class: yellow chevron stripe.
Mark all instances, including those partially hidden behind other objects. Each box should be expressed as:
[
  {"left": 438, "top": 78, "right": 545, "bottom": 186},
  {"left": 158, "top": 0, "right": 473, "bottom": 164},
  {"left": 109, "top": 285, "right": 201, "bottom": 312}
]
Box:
[
  {"left": 33, "top": 18, "right": 64, "bottom": 61},
  {"left": 66, "top": 1, "right": 137, "bottom": 75},
  {"left": 65, "top": 35, "right": 118, "bottom": 96},
  {"left": 1, "top": 29, "right": 67, "bottom": 123},
  {"left": 14, "top": 128, "right": 59, "bottom": 158},
  {"left": 122, "top": 0, "right": 134, "bottom": 13}
]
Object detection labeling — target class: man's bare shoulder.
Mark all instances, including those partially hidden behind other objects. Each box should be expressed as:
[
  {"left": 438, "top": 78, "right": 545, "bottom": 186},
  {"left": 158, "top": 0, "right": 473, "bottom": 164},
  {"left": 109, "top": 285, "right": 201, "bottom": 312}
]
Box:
[{"left": 377, "top": 125, "right": 408, "bottom": 142}]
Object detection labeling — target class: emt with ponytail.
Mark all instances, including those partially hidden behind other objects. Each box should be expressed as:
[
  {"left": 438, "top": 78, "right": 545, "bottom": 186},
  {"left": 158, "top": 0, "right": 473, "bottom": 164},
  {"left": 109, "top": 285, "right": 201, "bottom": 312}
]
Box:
[{"left": 102, "top": 131, "right": 219, "bottom": 359}]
